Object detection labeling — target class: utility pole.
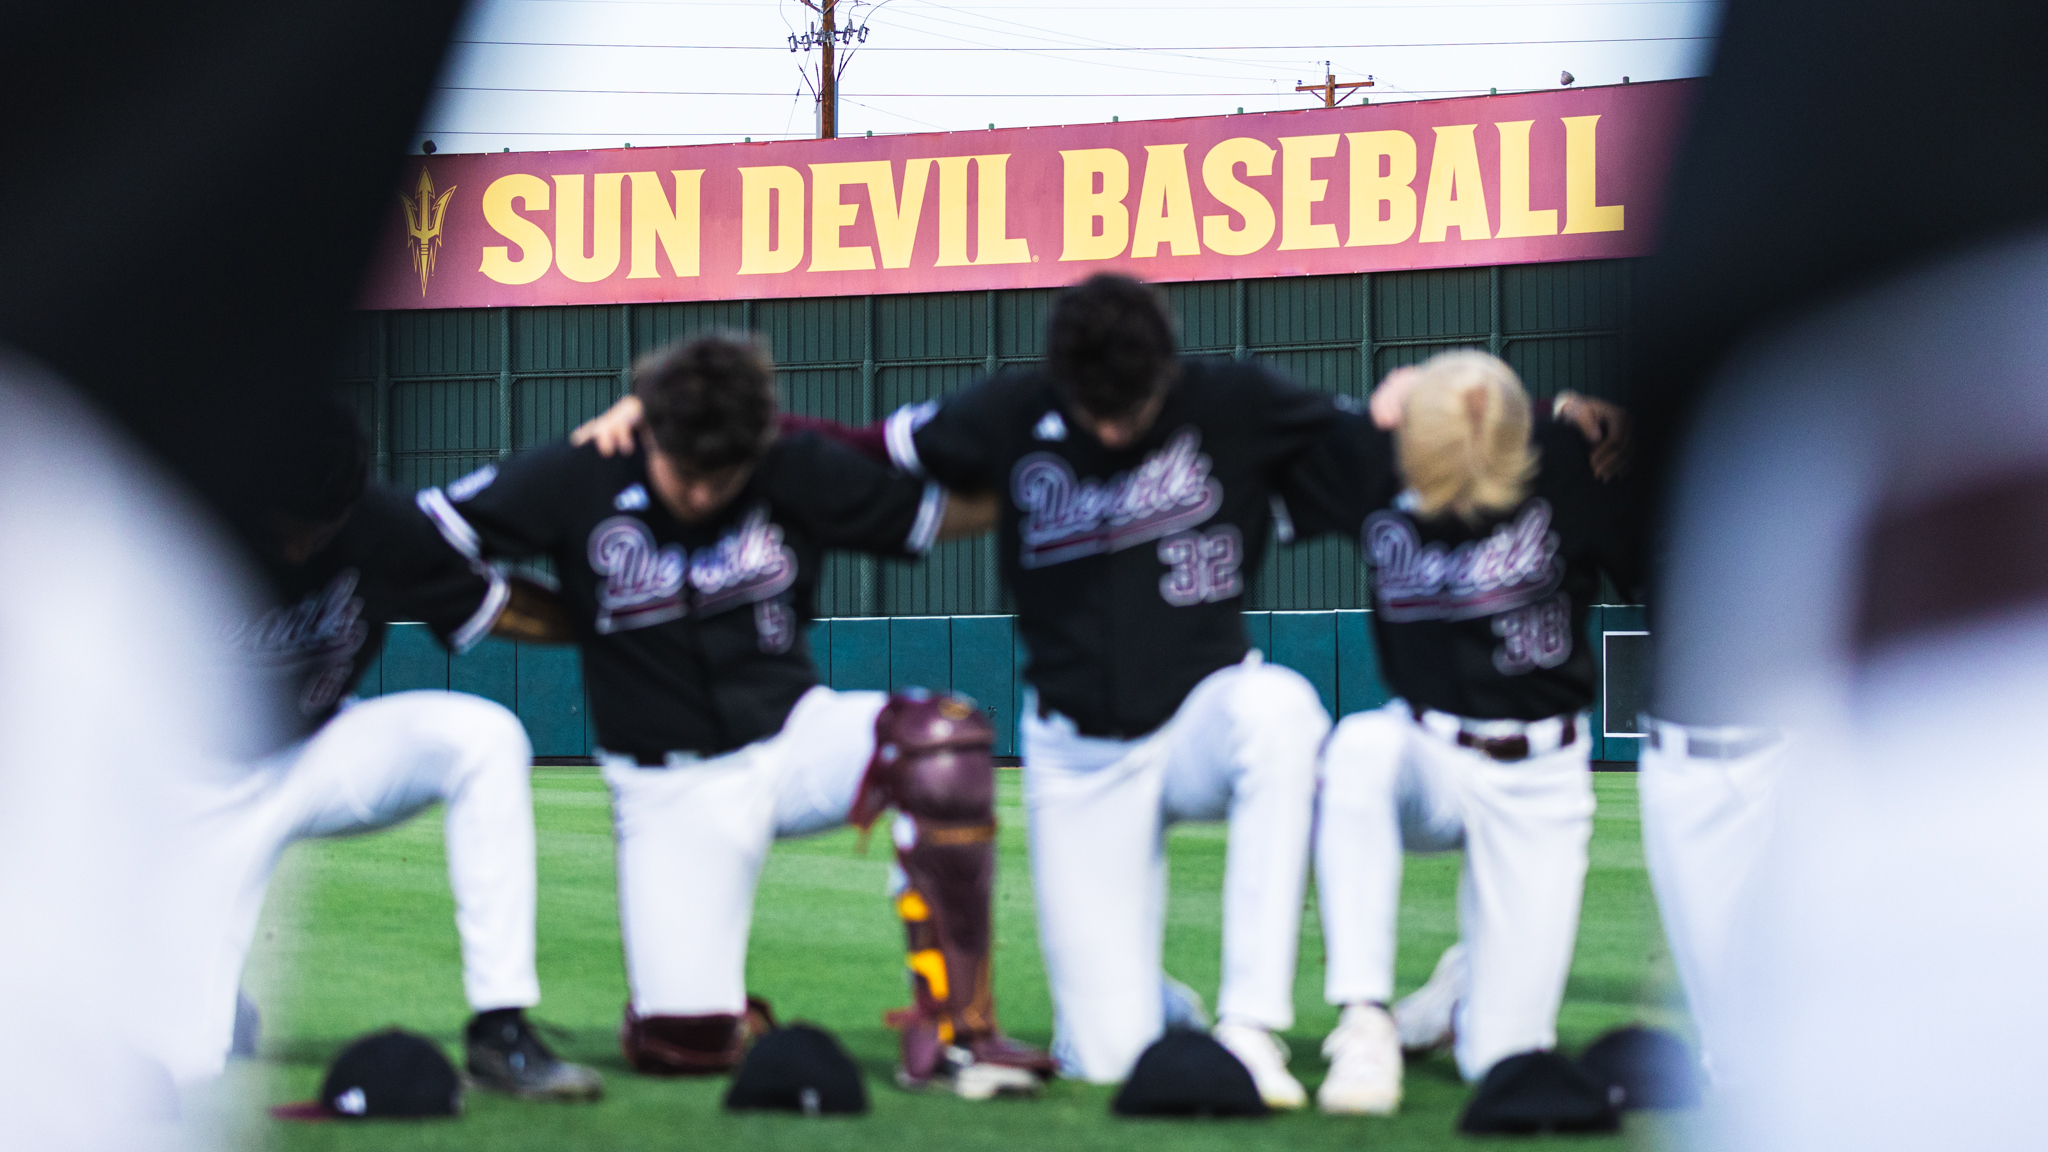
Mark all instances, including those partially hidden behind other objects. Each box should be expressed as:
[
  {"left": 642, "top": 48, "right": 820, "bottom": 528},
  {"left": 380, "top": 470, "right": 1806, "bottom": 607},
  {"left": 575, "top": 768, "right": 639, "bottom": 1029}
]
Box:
[
  {"left": 790, "top": 0, "right": 868, "bottom": 139},
  {"left": 820, "top": 0, "right": 837, "bottom": 138},
  {"left": 1296, "top": 62, "right": 1373, "bottom": 108}
]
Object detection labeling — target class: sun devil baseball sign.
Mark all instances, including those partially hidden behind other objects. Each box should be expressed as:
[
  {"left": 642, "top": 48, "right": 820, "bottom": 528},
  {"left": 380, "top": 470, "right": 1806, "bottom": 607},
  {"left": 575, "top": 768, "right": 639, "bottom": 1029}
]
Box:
[{"left": 363, "top": 80, "right": 1693, "bottom": 309}]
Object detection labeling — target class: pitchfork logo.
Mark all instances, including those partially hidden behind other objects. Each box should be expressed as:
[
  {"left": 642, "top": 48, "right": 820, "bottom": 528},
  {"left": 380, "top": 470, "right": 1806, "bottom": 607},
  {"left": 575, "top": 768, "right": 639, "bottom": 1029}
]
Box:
[{"left": 399, "top": 168, "right": 458, "bottom": 297}]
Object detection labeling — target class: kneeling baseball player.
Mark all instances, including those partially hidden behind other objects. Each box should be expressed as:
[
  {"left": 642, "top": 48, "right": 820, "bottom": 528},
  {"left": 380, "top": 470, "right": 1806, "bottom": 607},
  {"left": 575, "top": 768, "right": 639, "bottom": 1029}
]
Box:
[
  {"left": 572, "top": 277, "right": 1342, "bottom": 1107},
  {"left": 156, "top": 400, "right": 600, "bottom": 1099},
  {"left": 1280, "top": 352, "right": 1635, "bottom": 1113},
  {"left": 417, "top": 333, "right": 1051, "bottom": 1097}
]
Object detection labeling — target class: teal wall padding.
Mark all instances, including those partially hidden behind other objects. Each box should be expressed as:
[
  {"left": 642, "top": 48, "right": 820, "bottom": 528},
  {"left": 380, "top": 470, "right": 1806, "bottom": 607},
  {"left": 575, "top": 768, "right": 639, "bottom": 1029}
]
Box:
[
  {"left": 362, "top": 609, "right": 1645, "bottom": 761},
  {"left": 450, "top": 635, "right": 517, "bottom": 712},
  {"left": 1242, "top": 611, "right": 1272, "bottom": 658},
  {"left": 949, "top": 615, "right": 1016, "bottom": 757},
  {"left": 1334, "top": 609, "right": 1391, "bottom": 718},
  {"left": 382, "top": 623, "right": 448, "bottom": 693},
  {"left": 805, "top": 619, "right": 831, "bottom": 686},
  {"left": 1270, "top": 611, "right": 1338, "bottom": 718},
  {"left": 515, "top": 642, "right": 586, "bottom": 758},
  {"left": 888, "top": 616, "right": 952, "bottom": 694},
  {"left": 829, "top": 617, "right": 891, "bottom": 692},
  {"left": 1591, "top": 603, "right": 1651, "bottom": 764}
]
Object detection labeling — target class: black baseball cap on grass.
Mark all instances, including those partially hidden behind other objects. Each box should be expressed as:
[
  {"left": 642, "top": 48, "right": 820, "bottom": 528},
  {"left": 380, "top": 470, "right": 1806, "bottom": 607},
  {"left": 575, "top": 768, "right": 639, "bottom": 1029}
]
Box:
[
  {"left": 271, "top": 1029, "right": 463, "bottom": 1120},
  {"left": 1579, "top": 1025, "right": 1703, "bottom": 1110},
  {"left": 1459, "top": 1050, "right": 1621, "bottom": 1135},
  {"left": 1112, "top": 1031, "right": 1268, "bottom": 1118},
  {"left": 724, "top": 1024, "right": 867, "bottom": 1115}
]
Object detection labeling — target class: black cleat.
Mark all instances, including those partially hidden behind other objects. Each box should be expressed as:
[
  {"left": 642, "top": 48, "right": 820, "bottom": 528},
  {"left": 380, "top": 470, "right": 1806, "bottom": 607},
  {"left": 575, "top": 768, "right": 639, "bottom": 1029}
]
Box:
[{"left": 464, "top": 1009, "right": 604, "bottom": 1101}]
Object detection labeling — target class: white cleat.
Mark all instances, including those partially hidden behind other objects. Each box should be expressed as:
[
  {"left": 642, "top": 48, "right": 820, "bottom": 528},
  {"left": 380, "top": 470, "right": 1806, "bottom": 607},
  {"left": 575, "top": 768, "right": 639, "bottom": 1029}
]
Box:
[
  {"left": 1393, "top": 942, "right": 1467, "bottom": 1055},
  {"left": 1213, "top": 1021, "right": 1308, "bottom": 1110},
  {"left": 1317, "top": 1004, "right": 1403, "bottom": 1115}
]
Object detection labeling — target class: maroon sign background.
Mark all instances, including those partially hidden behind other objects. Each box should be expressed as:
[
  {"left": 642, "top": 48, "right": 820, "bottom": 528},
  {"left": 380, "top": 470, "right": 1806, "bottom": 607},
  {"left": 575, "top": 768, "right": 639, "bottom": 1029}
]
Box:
[{"left": 365, "top": 80, "right": 1693, "bottom": 309}]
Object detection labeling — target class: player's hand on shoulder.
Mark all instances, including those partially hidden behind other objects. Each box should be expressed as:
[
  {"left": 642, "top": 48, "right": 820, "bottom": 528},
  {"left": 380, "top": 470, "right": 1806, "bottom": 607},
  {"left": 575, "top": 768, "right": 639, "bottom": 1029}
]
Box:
[
  {"left": 1368, "top": 366, "right": 1422, "bottom": 430},
  {"left": 571, "top": 393, "right": 643, "bottom": 456},
  {"left": 1551, "top": 391, "right": 1631, "bottom": 482}
]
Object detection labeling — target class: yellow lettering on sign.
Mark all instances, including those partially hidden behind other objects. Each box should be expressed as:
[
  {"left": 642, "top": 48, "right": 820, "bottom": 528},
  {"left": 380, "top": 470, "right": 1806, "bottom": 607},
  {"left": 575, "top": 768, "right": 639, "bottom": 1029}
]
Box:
[
  {"left": 872, "top": 159, "right": 934, "bottom": 270},
  {"left": 1278, "top": 134, "right": 1341, "bottom": 251},
  {"left": 1200, "top": 137, "right": 1276, "bottom": 256},
  {"left": 1561, "top": 115, "right": 1625, "bottom": 234},
  {"left": 1130, "top": 144, "right": 1199, "bottom": 258},
  {"left": 810, "top": 162, "right": 882, "bottom": 272},
  {"left": 1493, "top": 122, "right": 1558, "bottom": 239},
  {"left": 934, "top": 156, "right": 973, "bottom": 267},
  {"left": 1060, "top": 148, "right": 1130, "bottom": 261},
  {"left": 479, "top": 173, "right": 553, "bottom": 285},
  {"left": 553, "top": 174, "right": 623, "bottom": 283},
  {"left": 1419, "top": 125, "right": 1492, "bottom": 242},
  {"left": 738, "top": 166, "right": 805, "bottom": 275},
  {"left": 972, "top": 155, "right": 1032, "bottom": 265},
  {"left": 1345, "top": 131, "right": 1417, "bottom": 247},
  {"left": 627, "top": 170, "right": 702, "bottom": 278}
]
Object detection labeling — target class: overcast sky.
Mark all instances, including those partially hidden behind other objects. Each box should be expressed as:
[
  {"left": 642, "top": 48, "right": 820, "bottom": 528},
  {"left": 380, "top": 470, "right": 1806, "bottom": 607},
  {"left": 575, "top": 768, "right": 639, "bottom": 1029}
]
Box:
[{"left": 413, "top": 0, "right": 1723, "bottom": 153}]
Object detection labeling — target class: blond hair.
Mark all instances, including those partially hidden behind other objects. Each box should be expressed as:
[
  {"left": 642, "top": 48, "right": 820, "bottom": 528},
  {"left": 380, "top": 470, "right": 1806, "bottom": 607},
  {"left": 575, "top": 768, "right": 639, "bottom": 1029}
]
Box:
[{"left": 1395, "top": 350, "right": 1538, "bottom": 523}]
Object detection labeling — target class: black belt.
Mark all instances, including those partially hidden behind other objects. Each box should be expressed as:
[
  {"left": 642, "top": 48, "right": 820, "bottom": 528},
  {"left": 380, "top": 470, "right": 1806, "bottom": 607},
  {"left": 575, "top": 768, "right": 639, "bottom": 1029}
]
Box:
[
  {"left": 1411, "top": 704, "right": 1578, "bottom": 763},
  {"left": 1859, "top": 466, "right": 2048, "bottom": 650}
]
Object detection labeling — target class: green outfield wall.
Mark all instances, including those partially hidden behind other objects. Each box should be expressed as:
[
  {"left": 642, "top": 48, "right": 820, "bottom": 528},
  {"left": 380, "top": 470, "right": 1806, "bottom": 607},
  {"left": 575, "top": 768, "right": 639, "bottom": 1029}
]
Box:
[{"left": 336, "top": 260, "right": 1650, "bottom": 758}]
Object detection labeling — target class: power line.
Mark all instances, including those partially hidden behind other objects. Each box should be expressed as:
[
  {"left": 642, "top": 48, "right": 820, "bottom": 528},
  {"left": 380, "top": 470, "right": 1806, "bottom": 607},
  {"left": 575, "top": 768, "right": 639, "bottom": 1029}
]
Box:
[
  {"left": 451, "top": 35, "right": 1714, "bottom": 50},
  {"left": 419, "top": 129, "right": 815, "bottom": 136},
  {"left": 501, "top": 0, "right": 1715, "bottom": 7},
  {"left": 433, "top": 84, "right": 1543, "bottom": 95}
]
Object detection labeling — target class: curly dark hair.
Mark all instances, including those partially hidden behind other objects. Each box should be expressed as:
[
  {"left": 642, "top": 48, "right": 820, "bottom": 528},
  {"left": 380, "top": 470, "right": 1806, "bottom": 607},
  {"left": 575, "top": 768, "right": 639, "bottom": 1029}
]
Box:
[
  {"left": 1046, "top": 273, "right": 1179, "bottom": 420},
  {"left": 634, "top": 332, "right": 779, "bottom": 471}
]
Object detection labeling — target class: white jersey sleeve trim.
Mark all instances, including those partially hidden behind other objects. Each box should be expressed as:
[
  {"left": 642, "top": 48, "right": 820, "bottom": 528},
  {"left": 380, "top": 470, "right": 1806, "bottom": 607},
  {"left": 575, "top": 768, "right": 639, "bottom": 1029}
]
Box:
[
  {"left": 416, "top": 487, "right": 482, "bottom": 561},
  {"left": 884, "top": 400, "right": 940, "bottom": 477},
  {"left": 907, "top": 482, "right": 947, "bottom": 555},
  {"left": 449, "top": 568, "right": 511, "bottom": 654}
]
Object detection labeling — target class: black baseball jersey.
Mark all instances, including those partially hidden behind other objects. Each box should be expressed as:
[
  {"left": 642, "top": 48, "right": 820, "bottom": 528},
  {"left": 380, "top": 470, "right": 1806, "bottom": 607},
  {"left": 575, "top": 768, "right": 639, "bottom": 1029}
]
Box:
[
  {"left": 227, "top": 483, "right": 507, "bottom": 749},
  {"left": 1280, "top": 413, "right": 1639, "bottom": 721},
  {"left": 418, "top": 434, "right": 944, "bottom": 760},
  {"left": 891, "top": 359, "right": 1338, "bottom": 739}
]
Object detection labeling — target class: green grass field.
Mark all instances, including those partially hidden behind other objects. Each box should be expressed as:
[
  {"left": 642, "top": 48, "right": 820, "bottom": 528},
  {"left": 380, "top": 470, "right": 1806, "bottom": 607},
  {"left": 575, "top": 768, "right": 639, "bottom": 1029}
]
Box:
[{"left": 220, "top": 769, "right": 1690, "bottom": 1151}]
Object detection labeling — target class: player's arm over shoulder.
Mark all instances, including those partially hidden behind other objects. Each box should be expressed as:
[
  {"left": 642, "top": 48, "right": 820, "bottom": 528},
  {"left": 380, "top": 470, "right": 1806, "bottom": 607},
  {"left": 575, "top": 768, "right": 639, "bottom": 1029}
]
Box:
[
  {"left": 353, "top": 483, "right": 516, "bottom": 654},
  {"left": 766, "top": 431, "right": 959, "bottom": 556},
  {"left": 1271, "top": 408, "right": 1399, "bottom": 541},
  {"left": 418, "top": 439, "right": 598, "bottom": 564},
  {"left": 897, "top": 370, "right": 1030, "bottom": 490}
]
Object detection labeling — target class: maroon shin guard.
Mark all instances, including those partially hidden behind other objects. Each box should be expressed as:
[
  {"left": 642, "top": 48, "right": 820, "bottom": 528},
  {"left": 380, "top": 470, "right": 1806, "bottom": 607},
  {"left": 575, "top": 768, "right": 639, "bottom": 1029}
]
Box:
[{"left": 853, "top": 693, "right": 1053, "bottom": 1082}]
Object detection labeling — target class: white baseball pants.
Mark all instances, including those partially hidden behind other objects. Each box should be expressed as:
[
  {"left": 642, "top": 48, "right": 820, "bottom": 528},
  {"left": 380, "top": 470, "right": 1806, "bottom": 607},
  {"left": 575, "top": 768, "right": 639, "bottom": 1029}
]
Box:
[
  {"left": 1021, "top": 654, "right": 1329, "bottom": 1083},
  {"left": 599, "top": 685, "right": 886, "bottom": 1017},
  {"left": 158, "top": 690, "right": 539, "bottom": 1084},
  {"left": 1636, "top": 732, "right": 1784, "bottom": 1073},
  {"left": 1316, "top": 701, "right": 1595, "bottom": 1082},
  {"left": 1651, "top": 230, "right": 2048, "bottom": 1151}
]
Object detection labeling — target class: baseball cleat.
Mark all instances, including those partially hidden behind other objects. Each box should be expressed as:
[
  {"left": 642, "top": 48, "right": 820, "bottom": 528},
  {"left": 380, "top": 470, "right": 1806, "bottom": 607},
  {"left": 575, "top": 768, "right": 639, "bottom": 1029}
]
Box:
[
  {"left": 465, "top": 1010, "right": 604, "bottom": 1101},
  {"left": 1212, "top": 1021, "right": 1308, "bottom": 1110},
  {"left": 1393, "top": 942, "right": 1467, "bottom": 1055},
  {"left": 898, "top": 1047, "right": 1043, "bottom": 1101},
  {"left": 1317, "top": 1003, "right": 1403, "bottom": 1115}
]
